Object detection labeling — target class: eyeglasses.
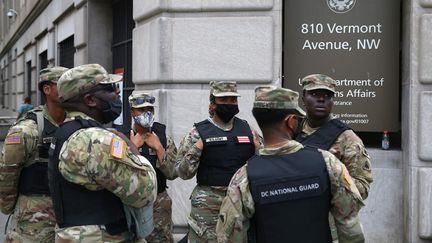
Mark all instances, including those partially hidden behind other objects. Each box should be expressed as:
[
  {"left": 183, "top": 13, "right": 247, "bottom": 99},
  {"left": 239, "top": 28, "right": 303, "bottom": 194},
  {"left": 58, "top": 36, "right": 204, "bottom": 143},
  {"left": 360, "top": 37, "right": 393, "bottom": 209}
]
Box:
[{"left": 135, "top": 96, "right": 155, "bottom": 104}]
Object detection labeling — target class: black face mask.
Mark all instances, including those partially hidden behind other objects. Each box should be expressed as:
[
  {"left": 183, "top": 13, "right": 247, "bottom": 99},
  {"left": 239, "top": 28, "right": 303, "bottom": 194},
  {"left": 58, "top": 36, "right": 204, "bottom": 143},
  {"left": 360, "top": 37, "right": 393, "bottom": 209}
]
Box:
[
  {"left": 215, "top": 104, "right": 239, "bottom": 123},
  {"left": 98, "top": 97, "right": 122, "bottom": 124}
]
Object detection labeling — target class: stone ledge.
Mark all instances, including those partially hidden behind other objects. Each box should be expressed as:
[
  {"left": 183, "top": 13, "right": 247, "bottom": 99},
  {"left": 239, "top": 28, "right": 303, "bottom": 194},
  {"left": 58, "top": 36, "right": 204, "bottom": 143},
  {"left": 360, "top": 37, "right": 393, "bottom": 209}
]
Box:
[{"left": 134, "top": 0, "right": 274, "bottom": 21}]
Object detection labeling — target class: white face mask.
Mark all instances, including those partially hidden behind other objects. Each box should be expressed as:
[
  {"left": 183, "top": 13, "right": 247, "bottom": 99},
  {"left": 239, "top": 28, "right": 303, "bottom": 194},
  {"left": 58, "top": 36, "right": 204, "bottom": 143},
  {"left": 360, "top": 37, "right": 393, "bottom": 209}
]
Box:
[{"left": 133, "top": 111, "right": 154, "bottom": 128}]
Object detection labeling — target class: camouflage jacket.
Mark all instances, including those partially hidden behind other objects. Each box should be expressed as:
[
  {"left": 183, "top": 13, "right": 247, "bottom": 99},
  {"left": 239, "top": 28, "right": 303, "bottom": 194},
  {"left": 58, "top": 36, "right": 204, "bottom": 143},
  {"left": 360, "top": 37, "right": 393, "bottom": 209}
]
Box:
[
  {"left": 300, "top": 118, "right": 373, "bottom": 199},
  {"left": 0, "top": 105, "right": 58, "bottom": 242},
  {"left": 175, "top": 117, "right": 261, "bottom": 180},
  {"left": 216, "top": 140, "right": 365, "bottom": 243},
  {"left": 58, "top": 111, "right": 157, "bottom": 208},
  {"left": 55, "top": 111, "right": 157, "bottom": 242}
]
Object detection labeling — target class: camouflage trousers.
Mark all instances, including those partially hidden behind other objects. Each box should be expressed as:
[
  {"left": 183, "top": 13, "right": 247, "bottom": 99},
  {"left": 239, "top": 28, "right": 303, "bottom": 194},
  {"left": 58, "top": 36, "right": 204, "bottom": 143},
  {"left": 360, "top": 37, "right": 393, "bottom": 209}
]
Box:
[
  {"left": 187, "top": 185, "right": 227, "bottom": 243},
  {"left": 55, "top": 225, "right": 136, "bottom": 243},
  {"left": 145, "top": 190, "right": 174, "bottom": 243},
  {"left": 5, "top": 194, "right": 56, "bottom": 243}
]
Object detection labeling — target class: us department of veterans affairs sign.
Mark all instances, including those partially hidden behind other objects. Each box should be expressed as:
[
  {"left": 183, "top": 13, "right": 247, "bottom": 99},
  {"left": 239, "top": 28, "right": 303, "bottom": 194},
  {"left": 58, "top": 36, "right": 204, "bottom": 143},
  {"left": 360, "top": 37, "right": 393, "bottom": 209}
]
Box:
[
  {"left": 283, "top": 0, "right": 401, "bottom": 132},
  {"left": 327, "top": 0, "right": 356, "bottom": 13}
]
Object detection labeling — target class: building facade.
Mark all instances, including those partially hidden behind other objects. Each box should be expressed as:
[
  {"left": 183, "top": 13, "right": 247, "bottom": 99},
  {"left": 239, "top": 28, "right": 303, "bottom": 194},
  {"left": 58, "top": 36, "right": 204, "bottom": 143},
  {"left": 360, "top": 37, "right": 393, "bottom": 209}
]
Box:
[{"left": 0, "top": 0, "right": 430, "bottom": 242}]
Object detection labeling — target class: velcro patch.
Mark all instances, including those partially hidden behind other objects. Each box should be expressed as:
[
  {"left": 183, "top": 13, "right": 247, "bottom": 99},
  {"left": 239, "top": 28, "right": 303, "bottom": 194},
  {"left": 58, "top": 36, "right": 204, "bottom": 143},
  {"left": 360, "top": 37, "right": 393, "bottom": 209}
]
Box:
[
  {"left": 343, "top": 166, "right": 354, "bottom": 188},
  {"left": 110, "top": 138, "right": 125, "bottom": 159},
  {"left": 5, "top": 135, "right": 22, "bottom": 145},
  {"left": 236, "top": 136, "right": 251, "bottom": 143}
]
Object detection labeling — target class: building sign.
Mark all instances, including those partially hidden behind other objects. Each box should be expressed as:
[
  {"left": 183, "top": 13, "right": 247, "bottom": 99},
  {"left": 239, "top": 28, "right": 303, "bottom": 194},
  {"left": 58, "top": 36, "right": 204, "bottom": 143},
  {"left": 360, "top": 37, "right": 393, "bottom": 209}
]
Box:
[{"left": 283, "top": 0, "right": 400, "bottom": 132}]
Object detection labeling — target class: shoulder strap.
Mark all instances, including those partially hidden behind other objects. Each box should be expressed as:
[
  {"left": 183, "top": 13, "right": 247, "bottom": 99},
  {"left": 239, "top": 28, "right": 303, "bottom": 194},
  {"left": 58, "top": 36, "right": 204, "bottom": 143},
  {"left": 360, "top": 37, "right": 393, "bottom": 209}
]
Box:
[
  {"left": 296, "top": 119, "right": 350, "bottom": 150},
  {"left": 18, "top": 109, "right": 45, "bottom": 162},
  {"left": 36, "top": 111, "right": 44, "bottom": 147}
]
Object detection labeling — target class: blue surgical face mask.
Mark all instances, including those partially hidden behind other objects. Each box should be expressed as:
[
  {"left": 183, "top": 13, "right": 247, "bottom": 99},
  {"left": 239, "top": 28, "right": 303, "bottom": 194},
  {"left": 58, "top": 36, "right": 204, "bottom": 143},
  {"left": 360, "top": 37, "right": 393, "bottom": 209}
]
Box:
[{"left": 133, "top": 111, "right": 154, "bottom": 128}]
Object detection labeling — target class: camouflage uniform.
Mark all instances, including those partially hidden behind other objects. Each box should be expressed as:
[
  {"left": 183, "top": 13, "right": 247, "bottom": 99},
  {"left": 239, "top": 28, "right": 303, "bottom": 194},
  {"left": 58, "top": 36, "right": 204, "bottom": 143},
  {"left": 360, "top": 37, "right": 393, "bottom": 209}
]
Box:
[
  {"left": 299, "top": 74, "right": 373, "bottom": 199},
  {"left": 0, "top": 67, "right": 68, "bottom": 243},
  {"left": 129, "top": 93, "right": 178, "bottom": 243},
  {"left": 51, "top": 64, "right": 157, "bottom": 242},
  {"left": 216, "top": 86, "right": 365, "bottom": 243},
  {"left": 176, "top": 81, "right": 260, "bottom": 243}
]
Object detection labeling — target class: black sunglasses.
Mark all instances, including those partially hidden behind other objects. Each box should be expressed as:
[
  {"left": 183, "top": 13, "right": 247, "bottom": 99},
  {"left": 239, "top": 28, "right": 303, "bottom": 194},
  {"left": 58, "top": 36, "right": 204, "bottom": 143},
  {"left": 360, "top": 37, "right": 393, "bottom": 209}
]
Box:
[
  {"left": 135, "top": 96, "right": 155, "bottom": 104},
  {"left": 88, "top": 83, "right": 120, "bottom": 94}
]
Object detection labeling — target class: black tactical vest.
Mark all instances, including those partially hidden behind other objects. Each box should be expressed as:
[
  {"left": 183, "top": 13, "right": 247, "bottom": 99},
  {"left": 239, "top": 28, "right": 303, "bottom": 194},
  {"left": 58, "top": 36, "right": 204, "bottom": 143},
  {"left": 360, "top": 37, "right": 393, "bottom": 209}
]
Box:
[
  {"left": 247, "top": 147, "right": 332, "bottom": 243},
  {"left": 295, "top": 119, "right": 349, "bottom": 150},
  {"left": 195, "top": 117, "right": 255, "bottom": 186},
  {"left": 139, "top": 122, "right": 167, "bottom": 194},
  {"left": 18, "top": 110, "right": 56, "bottom": 195},
  {"left": 48, "top": 117, "right": 127, "bottom": 235}
]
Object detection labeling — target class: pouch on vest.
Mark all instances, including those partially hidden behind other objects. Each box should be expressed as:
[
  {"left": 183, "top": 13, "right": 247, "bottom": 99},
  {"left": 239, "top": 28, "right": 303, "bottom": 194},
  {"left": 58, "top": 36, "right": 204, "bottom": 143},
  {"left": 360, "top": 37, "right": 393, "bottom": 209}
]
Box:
[{"left": 123, "top": 204, "right": 154, "bottom": 239}]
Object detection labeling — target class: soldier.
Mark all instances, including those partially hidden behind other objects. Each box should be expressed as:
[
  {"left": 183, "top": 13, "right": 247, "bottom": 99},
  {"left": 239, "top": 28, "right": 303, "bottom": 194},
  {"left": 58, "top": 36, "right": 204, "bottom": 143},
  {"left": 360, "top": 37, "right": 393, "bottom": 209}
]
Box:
[
  {"left": 216, "top": 85, "right": 365, "bottom": 243},
  {"left": 176, "top": 81, "right": 260, "bottom": 242},
  {"left": 296, "top": 74, "right": 373, "bottom": 199},
  {"left": 0, "top": 67, "right": 68, "bottom": 242},
  {"left": 295, "top": 74, "right": 372, "bottom": 242},
  {"left": 128, "top": 92, "right": 178, "bottom": 242},
  {"left": 48, "top": 64, "right": 157, "bottom": 242}
]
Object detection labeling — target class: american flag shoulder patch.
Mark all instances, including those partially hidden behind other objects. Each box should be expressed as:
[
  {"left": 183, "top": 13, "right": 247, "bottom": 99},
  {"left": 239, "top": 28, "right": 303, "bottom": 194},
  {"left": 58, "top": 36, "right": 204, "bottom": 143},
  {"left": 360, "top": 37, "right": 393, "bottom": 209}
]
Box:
[
  {"left": 5, "top": 135, "right": 22, "bottom": 145},
  {"left": 110, "top": 138, "right": 125, "bottom": 159},
  {"left": 236, "top": 136, "right": 251, "bottom": 143}
]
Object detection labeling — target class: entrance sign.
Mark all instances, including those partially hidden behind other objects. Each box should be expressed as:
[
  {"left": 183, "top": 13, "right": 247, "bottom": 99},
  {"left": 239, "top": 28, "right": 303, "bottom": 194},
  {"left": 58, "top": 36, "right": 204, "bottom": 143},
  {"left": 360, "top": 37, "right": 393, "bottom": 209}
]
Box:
[{"left": 283, "top": 0, "right": 400, "bottom": 131}]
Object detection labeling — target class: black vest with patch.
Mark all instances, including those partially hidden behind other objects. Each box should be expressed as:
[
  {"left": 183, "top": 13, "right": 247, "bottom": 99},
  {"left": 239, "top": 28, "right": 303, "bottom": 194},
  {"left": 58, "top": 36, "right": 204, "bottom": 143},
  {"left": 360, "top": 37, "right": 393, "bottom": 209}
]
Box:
[
  {"left": 295, "top": 119, "right": 349, "bottom": 150},
  {"left": 18, "top": 110, "right": 56, "bottom": 195},
  {"left": 48, "top": 117, "right": 127, "bottom": 234},
  {"left": 139, "top": 122, "right": 167, "bottom": 194},
  {"left": 195, "top": 117, "right": 255, "bottom": 186},
  {"left": 247, "top": 147, "right": 331, "bottom": 243}
]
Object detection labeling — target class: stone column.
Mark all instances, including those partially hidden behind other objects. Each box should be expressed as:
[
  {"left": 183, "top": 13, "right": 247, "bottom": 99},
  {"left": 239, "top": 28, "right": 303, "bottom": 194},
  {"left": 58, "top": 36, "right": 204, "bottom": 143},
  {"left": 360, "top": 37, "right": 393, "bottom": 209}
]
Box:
[{"left": 407, "top": 0, "right": 432, "bottom": 242}]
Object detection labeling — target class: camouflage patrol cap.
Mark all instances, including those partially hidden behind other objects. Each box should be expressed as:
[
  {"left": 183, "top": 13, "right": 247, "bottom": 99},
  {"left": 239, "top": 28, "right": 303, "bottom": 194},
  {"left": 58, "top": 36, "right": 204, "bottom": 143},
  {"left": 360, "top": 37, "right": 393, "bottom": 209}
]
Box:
[
  {"left": 301, "top": 74, "right": 336, "bottom": 93},
  {"left": 39, "top": 66, "right": 69, "bottom": 83},
  {"left": 57, "top": 63, "right": 122, "bottom": 102},
  {"left": 254, "top": 85, "right": 305, "bottom": 116},
  {"left": 129, "top": 93, "right": 156, "bottom": 108},
  {"left": 210, "top": 81, "right": 240, "bottom": 97}
]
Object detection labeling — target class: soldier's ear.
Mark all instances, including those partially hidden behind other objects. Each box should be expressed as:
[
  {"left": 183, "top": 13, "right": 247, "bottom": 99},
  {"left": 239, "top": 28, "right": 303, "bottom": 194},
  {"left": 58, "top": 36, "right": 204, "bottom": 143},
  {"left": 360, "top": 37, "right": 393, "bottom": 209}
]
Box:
[
  {"left": 83, "top": 93, "right": 97, "bottom": 107},
  {"left": 284, "top": 114, "right": 299, "bottom": 138}
]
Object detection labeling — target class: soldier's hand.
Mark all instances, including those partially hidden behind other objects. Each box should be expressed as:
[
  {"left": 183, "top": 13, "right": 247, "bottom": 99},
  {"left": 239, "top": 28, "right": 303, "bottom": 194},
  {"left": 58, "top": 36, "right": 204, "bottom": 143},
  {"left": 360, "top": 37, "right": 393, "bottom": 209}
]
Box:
[
  {"left": 144, "top": 132, "right": 163, "bottom": 150},
  {"left": 194, "top": 138, "right": 203, "bottom": 150},
  {"left": 144, "top": 132, "right": 165, "bottom": 162},
  {"left": 130, "top": 130, "right": 145, "bottom": 148}
]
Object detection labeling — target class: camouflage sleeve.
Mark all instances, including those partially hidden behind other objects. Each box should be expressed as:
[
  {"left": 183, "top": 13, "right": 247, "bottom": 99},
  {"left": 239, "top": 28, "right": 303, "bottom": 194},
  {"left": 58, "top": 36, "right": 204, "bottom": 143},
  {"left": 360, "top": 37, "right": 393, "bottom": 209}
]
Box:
[
  {"left": 175, "top": 126, "right": 202, "bottom": 179},
  {"left": 331, "top": 130, "right": 373, "bottom": 199},
  {"left": 250, "top": 127, "right": 263, "bottom": 151},
  {"left": 156, "top": 135, "right": 178, "bottom": 180},
  {"left": 58, "top": 127, "right": 157, "bottom": 208},
  {"left": 0, "top": 119, "right": 38, "bottom": 214},
  {"left": 216, "top": 165, "right": 255, "bottom": 243},
  {"left": 321, "top": 150, "right": 365, "bottom": 243}
]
